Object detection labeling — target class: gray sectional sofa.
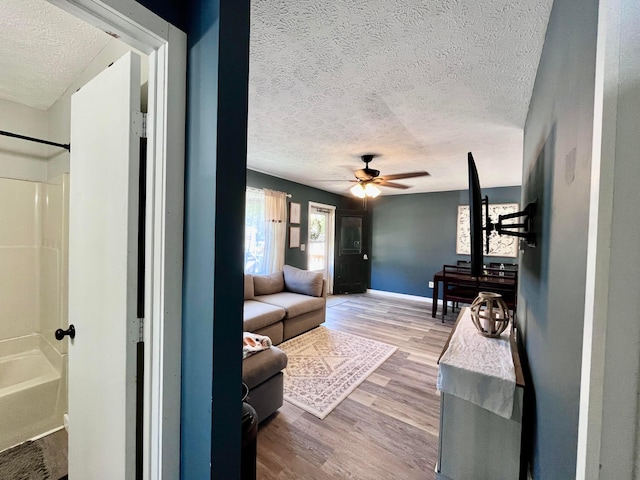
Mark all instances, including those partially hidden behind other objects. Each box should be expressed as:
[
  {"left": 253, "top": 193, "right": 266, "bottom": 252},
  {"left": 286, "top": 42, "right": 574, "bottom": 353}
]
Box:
[{"left": 242, "top": 265, "right": 326, "bottom": 422}]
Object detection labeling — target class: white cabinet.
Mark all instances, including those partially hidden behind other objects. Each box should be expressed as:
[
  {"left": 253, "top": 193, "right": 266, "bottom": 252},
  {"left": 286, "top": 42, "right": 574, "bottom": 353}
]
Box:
[{"left": 436, "top": 309, "right": 525, "bottom": 480}]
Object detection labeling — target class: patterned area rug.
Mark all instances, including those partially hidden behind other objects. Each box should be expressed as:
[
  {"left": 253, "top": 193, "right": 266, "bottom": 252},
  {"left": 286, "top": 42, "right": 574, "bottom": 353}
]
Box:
[{"left": 279, "top": 326, "right": 397, "bottom": 419}]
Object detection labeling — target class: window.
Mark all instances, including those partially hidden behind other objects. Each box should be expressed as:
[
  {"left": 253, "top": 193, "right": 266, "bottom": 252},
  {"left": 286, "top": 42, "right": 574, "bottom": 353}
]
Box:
[
  {"left": 245, "top": 188, "right": 266, "bottom": 273},
  {"left": 308, "top": 211, "right": 326, "bottom": 270},
  {"left": 244, "top": 187, "right": 287, "bottom": 274}
]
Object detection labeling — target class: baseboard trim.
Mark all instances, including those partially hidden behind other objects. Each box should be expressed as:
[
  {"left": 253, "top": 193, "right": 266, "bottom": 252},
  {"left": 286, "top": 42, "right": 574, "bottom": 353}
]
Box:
[{"left": 366, "top": 289, "right": 442, "bottom": 305}]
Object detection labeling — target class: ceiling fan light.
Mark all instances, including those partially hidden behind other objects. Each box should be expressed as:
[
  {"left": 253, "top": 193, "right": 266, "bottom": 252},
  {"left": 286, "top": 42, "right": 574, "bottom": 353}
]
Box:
[
  {"left": 365, "top": 183, "right": 381, "bottom": 198},
  {"left": 350, "top": 183, "right": 366, "bottom": 198}
]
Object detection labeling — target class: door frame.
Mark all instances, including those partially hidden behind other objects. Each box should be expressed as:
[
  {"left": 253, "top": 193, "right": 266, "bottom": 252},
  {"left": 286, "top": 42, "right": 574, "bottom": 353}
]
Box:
[
  {"left": 48, "top": 1, "right": 185, "bottom": 478},
  {"left": 308, "top": 202, "right": 336, "bottom": 294}
]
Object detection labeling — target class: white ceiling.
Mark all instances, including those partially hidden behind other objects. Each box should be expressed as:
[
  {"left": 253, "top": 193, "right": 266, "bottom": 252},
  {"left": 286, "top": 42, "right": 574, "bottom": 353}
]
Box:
[
  {"left": 0, "top": 0, "right": 553, "bottom": 196},
  {"left": 248, "top": 0, "right": 553, "bottom": 195},
  {"left": 0, "top": 0, "right": 110, "bottom": 111}
]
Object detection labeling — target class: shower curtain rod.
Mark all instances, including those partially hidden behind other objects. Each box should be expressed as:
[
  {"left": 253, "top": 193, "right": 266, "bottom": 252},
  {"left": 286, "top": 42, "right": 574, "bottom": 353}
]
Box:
[{"left": 0, "top": 130, "right": 70, "bottom": 152}]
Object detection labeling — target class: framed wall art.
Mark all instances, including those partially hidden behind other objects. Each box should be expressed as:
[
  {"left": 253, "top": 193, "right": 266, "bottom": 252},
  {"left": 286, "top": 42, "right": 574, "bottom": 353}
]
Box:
[
  {"left": 456, "top": 203, "right": 519, "bottom": 257},
  {"left": 289, "top": 202, "right": 301, "bottom": 224},
  {"left": 289, "top": 226, "right": 300, "bottom": 248}
]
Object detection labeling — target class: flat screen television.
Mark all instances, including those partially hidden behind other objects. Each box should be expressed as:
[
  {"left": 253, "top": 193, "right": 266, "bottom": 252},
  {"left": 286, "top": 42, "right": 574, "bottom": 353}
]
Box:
[{"left": 468, "top": 152, "right": 484, "bottom": 277}]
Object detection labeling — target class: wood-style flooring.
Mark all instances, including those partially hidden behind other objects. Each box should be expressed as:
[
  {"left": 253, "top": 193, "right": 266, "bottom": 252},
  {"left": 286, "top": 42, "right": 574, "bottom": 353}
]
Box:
[{"left": 256, "top": 293, "right": 457, "bottom": 480}]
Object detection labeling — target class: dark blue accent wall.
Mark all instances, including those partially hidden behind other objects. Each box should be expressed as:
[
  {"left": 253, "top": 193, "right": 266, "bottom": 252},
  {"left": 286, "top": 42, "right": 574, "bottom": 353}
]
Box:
[
  {"left": 182, "top": 0, "right": 249, "bottom": 478},
  {"left": 247, "top": 170, "right": 359, "bottom": 269},
  {"left": 370, "top": 186, "right": 521, "bottom": 298},
  {"left": 136, "top": 0, "right": 185, "bottom": 30}
]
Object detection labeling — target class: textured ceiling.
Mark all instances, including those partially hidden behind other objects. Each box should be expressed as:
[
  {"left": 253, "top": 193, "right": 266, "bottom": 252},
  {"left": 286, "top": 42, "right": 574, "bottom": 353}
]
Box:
[
  {"left": 1, "top": 0, "right": 553, "bottom": 196},
  {"left": 248, "top": 0, "right": 553, "bottom": 195},
  {"left": 0, "top": 0, "right": 110, "bottom": 110}
]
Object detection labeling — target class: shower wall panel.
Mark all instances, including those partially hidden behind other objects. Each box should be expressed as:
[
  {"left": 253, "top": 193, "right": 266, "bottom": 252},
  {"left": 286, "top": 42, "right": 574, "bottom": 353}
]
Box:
[{"left": 0, "top": 179, "right": 39, "bottom": 341}]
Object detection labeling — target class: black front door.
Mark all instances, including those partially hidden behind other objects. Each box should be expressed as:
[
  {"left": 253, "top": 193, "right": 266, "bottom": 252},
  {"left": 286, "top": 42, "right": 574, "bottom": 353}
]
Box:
[{"left": 334, "top": 210, "right": 369, "bottom": 294}]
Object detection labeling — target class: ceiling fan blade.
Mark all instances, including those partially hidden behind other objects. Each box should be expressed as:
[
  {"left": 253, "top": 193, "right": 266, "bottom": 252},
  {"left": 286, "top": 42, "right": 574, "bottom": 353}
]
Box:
[
  {"left": 374, "top": 179, "right": 411, "bottom": 189},
  {"left": 379, "top": 171, "right": 430, "bottom": 181}
]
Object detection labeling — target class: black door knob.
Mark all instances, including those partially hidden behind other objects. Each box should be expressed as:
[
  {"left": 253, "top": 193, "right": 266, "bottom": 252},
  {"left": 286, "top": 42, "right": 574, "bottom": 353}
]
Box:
[{"left": 55, "top": 325, "right": 76, "bottom": 341}]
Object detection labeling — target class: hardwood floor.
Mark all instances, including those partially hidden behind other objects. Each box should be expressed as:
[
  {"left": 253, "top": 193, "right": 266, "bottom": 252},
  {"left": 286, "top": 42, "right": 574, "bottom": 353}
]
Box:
[{"left": 256, "top": 293, "right": 457, "bottom": 480}]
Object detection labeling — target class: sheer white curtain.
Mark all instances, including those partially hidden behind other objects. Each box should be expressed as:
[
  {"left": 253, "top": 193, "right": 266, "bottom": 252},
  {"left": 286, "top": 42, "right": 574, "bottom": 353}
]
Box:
[
  {"left": 263, "top": 189, "right": 287, "bottom": 273},
  {"left": 244, "top": 188, "right": 266, "bottom": 273}
]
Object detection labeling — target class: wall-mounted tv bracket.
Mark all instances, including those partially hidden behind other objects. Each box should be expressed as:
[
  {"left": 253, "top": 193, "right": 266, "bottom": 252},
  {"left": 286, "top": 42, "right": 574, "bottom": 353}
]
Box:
[{"left": 483, "top": 197, "right": 538, "bottom": 250}]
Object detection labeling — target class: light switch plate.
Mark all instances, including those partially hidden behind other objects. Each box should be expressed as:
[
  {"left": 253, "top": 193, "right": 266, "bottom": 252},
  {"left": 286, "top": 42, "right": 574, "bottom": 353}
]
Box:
[
  {"left": 429, "top": 281, "right": 434, "bottom": 288},
  {"left": 300, "top": 244, "right": 305, "bottom": 251}
]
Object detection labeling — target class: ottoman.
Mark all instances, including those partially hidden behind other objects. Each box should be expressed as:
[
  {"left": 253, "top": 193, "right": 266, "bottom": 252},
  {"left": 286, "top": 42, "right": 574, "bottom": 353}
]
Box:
[{"left": 242, "top": 346, "right": 288, "bottom": 423}]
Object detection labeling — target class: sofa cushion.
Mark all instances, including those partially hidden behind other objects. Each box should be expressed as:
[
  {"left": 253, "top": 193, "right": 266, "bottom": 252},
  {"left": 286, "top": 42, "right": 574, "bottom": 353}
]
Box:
[
  {"left": 252, "top": 322, "right": 283, "bottom": 346},
  {"left": 253, "top": 271, "right": 284, "bottom": 296},
  {"left": 283, "top": 265, "right": 323, "bottom": 297},
  {"left": 255, "top": 292, "right": 325, "bottom": 318},
  {"left": 243, "top": 300, "right": 285, "bottom": 332},
  {"left": 242, "top": 346, "right": 288, "bottom": 390},
  {"left": 244, "top": 274, "right": 254, "bottom": 300}
]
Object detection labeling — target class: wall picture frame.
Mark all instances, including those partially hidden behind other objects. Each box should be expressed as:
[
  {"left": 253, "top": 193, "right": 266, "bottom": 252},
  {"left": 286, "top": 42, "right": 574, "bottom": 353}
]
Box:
[
  {"left": 456, "top": 203, "right": 519, "bottom": 257},
  {"left": 289, "top": 202, "right": 301, "bottom": 224},
  {"left": 289, "top": 226, "right": 300, "bottom": 248}
]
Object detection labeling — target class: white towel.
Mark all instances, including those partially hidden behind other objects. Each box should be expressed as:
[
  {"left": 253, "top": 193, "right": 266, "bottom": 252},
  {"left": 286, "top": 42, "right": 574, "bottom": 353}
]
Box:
[{"left": 242, "top": 332, "right": 272, "bottom": 359}]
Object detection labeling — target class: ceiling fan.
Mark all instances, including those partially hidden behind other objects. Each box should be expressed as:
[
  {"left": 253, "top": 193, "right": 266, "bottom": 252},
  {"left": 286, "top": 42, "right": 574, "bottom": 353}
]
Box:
[{"left": 349, "top": 154, "right": 430, "bottom": 198}]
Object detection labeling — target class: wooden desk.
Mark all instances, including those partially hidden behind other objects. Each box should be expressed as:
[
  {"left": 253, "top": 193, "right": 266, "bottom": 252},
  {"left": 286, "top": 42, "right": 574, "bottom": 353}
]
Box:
[{"left": 431, "top": 268, "right": 517, "bottom": 318}]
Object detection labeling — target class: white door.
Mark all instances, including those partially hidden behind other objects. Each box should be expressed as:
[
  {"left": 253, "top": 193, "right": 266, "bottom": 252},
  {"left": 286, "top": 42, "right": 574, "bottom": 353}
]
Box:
[
  {"left": 68, "top": 51, "right": 142, "bottom": 479},
  {"left": 308, "top": 203, "right": 336, "bottom": 293}
]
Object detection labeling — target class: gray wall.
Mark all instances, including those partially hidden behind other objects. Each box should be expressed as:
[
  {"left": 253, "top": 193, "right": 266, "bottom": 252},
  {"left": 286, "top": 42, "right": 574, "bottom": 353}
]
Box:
[
  {"left": 518, "top": 0, "right": 598, "bottom": 478},
  {"left": 370, "top": 186, "right": 521, "bottom": 298}
]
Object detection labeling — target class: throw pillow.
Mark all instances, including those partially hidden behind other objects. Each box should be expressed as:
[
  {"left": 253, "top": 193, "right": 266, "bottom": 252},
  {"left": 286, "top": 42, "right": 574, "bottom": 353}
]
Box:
[
  {"left": 244, "top": 274, "right": 254, "bottom": 300},
  {"left": 283, "top": 265, "right": 323, "bottom": 297},
  {"left": 253, "top": 270, "right": 284, "bottom": 295}
]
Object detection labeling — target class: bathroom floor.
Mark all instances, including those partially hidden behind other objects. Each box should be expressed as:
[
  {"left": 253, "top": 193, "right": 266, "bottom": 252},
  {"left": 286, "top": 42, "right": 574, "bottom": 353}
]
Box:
[{"left": 0, "top": 428, "right": 67, "bottom": 479}]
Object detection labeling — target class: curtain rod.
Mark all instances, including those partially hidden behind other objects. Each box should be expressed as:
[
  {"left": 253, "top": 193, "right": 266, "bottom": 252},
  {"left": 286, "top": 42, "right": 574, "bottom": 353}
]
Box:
[
  {"left": 247, "top": 186, "right": 292, "bottom": 198},
  {"left": 0, "top": 130, "right": 71, "bottom": 152}
]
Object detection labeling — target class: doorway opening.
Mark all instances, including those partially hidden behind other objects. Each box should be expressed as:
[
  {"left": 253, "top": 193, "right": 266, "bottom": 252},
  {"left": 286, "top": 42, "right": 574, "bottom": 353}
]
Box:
[
  {"left": 0, "top": 1, "right": 185, "bottom": 478},
  {"left": 308, "top": 202, "right": 336, "bottom": 294}
]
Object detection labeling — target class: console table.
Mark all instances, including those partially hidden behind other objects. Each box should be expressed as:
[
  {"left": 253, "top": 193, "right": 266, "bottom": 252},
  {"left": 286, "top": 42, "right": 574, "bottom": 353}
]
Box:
[{"left": 436, "top": 309, "right": 525, "bottom": 480}]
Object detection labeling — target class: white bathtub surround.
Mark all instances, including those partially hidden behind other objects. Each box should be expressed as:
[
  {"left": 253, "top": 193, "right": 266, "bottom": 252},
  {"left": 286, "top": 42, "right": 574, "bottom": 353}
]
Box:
[
  {"left": 0, "top": 179, "right": 39, "bottom": 341},
  {"left": 0, "top": 334, "right": 65, "bottom": 452},
  {"left": 0, "top": 174, "right": 69, "bottom": 452},
  {"left": 0, "top": 175, "right": 69, "bottom": 347},
  {"left": 37, "top": 175, "right": 70, "bottom": 356}
]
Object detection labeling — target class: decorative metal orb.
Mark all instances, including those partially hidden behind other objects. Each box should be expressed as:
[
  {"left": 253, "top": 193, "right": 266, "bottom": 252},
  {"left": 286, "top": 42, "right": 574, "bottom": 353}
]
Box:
[{"left": 469, "top": 292, "right": 511, "bottom": 338}]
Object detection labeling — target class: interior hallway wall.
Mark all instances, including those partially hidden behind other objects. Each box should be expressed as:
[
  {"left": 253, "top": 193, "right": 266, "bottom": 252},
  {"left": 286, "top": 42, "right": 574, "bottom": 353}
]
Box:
[
  {"left": 182, "top": 0, "right": 250, "bottom": 478},
  {"left": 518, "top": 0, "right": 598, "bottom": 477},
  {"left": 585, "top": 0, "right": 640, "bottom": 477}
]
